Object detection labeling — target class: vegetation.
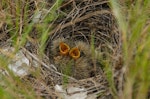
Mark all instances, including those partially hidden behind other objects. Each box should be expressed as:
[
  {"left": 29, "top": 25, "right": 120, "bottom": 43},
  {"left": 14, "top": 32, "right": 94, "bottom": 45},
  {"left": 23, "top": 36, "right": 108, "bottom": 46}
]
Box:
[
  {"left": 0, "top": 0, "right": 150, "bottom": 99},
  {"left": 110, "top": 0, "right": 150, "bottom": 98}
]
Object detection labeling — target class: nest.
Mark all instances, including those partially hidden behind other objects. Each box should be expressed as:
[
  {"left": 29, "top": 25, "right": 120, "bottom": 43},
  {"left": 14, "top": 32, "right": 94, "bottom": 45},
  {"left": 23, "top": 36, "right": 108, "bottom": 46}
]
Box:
[
  {"left": 0, "top": 0, "right": 123, "bottom": 98},
  {"left": 43, "top": 0, "right": 122, "bottom": 98}
]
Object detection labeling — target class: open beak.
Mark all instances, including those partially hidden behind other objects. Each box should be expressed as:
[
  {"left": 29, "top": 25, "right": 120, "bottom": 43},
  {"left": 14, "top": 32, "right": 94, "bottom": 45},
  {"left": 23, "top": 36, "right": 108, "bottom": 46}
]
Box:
[
  {"left": 59, "top": 42, "right": 70, "bottom": 55},
  {"left": 69, "top": 47, "right": 80, "bottom": 60}
]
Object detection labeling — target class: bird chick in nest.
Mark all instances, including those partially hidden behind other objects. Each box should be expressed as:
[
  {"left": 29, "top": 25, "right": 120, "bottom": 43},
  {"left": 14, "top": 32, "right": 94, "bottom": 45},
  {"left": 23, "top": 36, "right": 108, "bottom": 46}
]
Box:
[{"left": 50, "top": 37, "right": 102, "bottom": 80}]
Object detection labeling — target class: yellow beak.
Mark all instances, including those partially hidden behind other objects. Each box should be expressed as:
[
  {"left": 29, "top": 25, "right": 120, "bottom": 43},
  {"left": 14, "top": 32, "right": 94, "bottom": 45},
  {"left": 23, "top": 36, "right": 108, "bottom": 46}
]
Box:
[
  {"left": 59, "top": 42, "right": 70, "bottom": 55},
  {"left": 69, "top": 47, "right": 80, "bottom": 60}
]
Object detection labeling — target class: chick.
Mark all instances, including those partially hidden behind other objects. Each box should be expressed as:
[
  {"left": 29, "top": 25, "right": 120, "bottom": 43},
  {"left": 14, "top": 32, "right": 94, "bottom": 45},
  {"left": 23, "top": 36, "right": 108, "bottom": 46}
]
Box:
[
  {"left": 50, "top": 37, "right": 101, "bottom": 80},
  {"left": 51, "top": 37, "right": 67, "bottom": 56}
]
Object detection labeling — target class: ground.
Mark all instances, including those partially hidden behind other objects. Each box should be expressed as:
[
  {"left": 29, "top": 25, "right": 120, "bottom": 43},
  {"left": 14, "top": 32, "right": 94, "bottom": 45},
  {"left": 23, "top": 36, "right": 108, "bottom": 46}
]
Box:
[{"left": 0, "top": 0, "right": 150, "bottom": 99}]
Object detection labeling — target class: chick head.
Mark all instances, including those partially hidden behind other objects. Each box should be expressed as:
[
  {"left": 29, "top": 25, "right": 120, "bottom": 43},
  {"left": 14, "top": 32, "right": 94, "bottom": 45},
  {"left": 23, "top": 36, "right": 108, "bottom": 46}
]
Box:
[{"left": 50, "top": 37, "right": 100, "bottom": 79}]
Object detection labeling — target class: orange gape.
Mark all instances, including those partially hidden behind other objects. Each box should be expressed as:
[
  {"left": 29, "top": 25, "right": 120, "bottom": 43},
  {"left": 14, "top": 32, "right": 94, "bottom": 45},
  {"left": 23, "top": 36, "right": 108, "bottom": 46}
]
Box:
[
  {"left": 69, "top": 47, "right": 80, "bottom": 60},
  {"left": 59, "top": 42, "right": 70, "bottom": 55}
]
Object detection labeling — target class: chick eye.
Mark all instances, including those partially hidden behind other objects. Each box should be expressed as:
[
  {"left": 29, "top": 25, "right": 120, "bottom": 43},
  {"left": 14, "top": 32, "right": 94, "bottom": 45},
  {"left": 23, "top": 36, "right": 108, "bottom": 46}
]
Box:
[
  {"left": 69, "top": 47, "right": 80, "bottom": 60},
  {"left": 59, "top": 42, "right": 70, "bottom": 55}
]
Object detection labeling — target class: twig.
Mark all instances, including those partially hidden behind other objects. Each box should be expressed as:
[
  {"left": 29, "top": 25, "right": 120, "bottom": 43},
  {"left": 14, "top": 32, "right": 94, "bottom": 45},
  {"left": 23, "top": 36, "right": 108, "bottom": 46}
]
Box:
[{"left": 22, "top": 47, "right": 57, "bottom": 71}]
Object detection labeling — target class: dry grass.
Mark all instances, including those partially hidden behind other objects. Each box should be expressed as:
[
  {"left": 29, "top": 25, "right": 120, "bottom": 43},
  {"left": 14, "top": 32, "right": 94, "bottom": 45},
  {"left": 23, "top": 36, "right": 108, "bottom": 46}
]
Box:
[{"left": 0, "top": 0, "right": 150, "bottom": 99}]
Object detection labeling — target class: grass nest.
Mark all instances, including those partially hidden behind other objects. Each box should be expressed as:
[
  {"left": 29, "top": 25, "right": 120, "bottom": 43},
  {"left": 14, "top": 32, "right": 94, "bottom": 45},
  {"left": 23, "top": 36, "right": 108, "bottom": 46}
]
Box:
[
  {"left": 0, "top": 0, "right": 123, "bottom": 98},
  {"left": 43, "top": 0, "right": 122, "bottom": 98}
]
